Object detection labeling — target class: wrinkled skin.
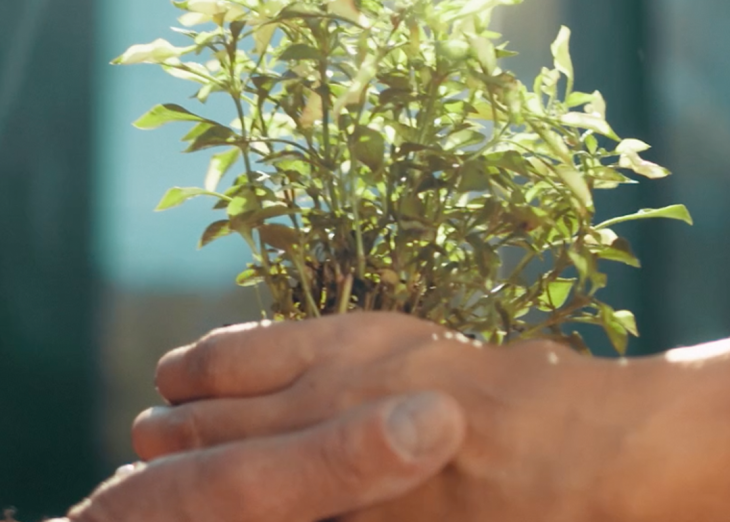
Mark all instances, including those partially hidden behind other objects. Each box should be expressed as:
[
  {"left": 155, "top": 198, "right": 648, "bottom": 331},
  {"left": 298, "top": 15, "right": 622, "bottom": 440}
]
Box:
[
  {"left": 132, "top": 312, "right": 719, "bottom": 522},
  {"left": 66, "top": 390, "right": 465, "bottom": 522}
]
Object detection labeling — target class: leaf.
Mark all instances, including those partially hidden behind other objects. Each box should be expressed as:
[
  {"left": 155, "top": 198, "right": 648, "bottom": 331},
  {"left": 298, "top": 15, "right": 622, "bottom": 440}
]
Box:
[
  {"left": 618, "top": 151, "right": 670, "bottom": 179},
  {"left": 155, "top": 187, "right": 225, "bottom": 211},
  {"left": 614, "top": 310, "right": 639, "bottom": 337},
  {"left": 596, "top": 205, "right": 693, "bottom": 229},
  {"left": 599, "top": 304, "right": 629, "bottom": 355},
  {"left": 616, "top": 138, "right": 651, "bottom": 154},
  {"left": 198, "top": 220, "right": 233, "bottom": 248},
  {"left": 248, "top": 205, "right": 300, "bottom": 224},
  {"left": 550, "top": 26, "right": 574, "bottom": 85},
  {"left": 258, "top": 224, "right": 301, "bottom": 251},
  {"left": 592, "top": 237, "right": 641, "bottom": 268},
  {"left": 134, "top": 104, "right": 207, "bottom": 130},
  {"left": 227, "top": 191, "right": 259, "bottom": 218},
  {"left": 437, "top": 40, "right": 471, "bottom": 63},
  {"left": 560, "top": 112, "right": 619, "bottom": 141},
  {"left": 556, "top": 167, "right": 593, "bottom": 208},
  {"left": 566, "top": 91, "right": 595, "bottom": 108},
  {"left": 184, "top": 125, "right": 236, "bottom": 152},
  {"left": 333, "top": 55, "right": 377, "bottom": 119},
  {"left": 537, "top": 278, "right": 575, "bottom": 311},
  {"left": 112, "top": 39, "right": 194, "bottom": 65},
  {"left": 279, "top": 44, "right": 322, "bottom": 61},
  {"left": 205, "top": 147, "right": 240, "bottom": 191},
  {"left": 483, "top": 150, "right": 531, "bottom": 176},
  {"left": 352, "top": 126, "right": 385, "bottom": 171},
  {"left": 236, "top": 268, "right": 265, "bottom": 287},
  {"left": 457, "top": 159, "right": 490, "bottom": 192},
  {"left": 327, "top": 0, "right": 367, "bottom": 24},
  {"left": 445, "top": 129, "right": 485, "bottom": 150}
]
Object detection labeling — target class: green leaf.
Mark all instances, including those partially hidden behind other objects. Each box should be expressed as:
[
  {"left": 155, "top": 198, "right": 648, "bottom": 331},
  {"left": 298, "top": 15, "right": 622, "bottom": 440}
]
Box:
[
  {"left": 236, "top": 268, "right": 265, "bottom": 287},
  {"left": 437, "top": 40, "right": 471, "bottom": 63},
  {"left": 596, "top": 205, "right": 693, "bottom": 229},
  {"left": 134, "top": 104, "right": 207, "bottom": 130},
  {"left": 537, "top": 278, "right": 575, "bottom": 311},
  {"left": 560, "top": 112, "right": 619, "bottom": 141},
  {"left": 566, "top": 91, "right": 595, "bottom": 108},
  {"left": 205, "top": 147, "right": 241, "bottom": 191},
  {"left": 592, "top": 237, "right": 641, "bottom": 268},
  {"left": 614, "top": 310, "right": 639, "bottom": 337},
  {"left": 279, "top": 44, "right": 322, "bottom": 61},
  {"left": 616, "top": 138, "right": 651, "bottom": 154},
  {"left": 352, "top": 126, "right": 385, "bottom": 171},
  {"left": 184, "top": 125, "right": 236, "bottom": 152},
  {"left": 599, "top": 304, "right": 629, "bottom": 355},
  {"left": 457, "top": 159, "right": 490, "bottom": 192},
  {"left": 556, "top": 167, "right": 593, "bottom": 208},
  {"left": 444, "top": 129, "right": 485, "bottom": 150},
  {"left": 198, "top": 220, "right": 233, "bottom": 248},
  {"left": 112, "top": 39, "right": 194, "bottom": 65},
  {"left": 550, "top": 26, "right": 574, "bottom": 86},
  {"left": 155, "top": 187, "right": 225, "bottom": 211},
  {"left": 248, "top": 205, "right": 300, "bottom": 224},
  {"left": 226, "top": 190, "right": 259, "bottom": 218}
]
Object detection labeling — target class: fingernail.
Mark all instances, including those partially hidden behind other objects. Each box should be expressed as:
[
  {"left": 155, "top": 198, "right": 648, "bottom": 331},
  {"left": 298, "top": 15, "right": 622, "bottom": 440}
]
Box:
[{"left": 386, "top": 392, "right": 450, "bottom": 460}]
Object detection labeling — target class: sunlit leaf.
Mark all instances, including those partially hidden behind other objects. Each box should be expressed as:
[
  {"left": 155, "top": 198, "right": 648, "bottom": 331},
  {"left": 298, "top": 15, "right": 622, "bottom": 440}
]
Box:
[
  {"left": 614, "top": 310, "right": 639, "bottom": 337},
  {"left": 556, "top": 167, "right": 593, "bottom": 208},
  {"left": 112, "top": 39, "right": 194, "bottom": 65},
  {"left": 560, "top": 112, "right": 618, "bottom": 141},
  {"left": 596, "top": 205, "right": 693, "bottom": 229},
  {"left": 550, "top": 26, "right": 573, "bottom": 86},
  {"left": 599, "top": 304, "right": 629, "bottom": 355},
  {"left": 236, "top": 268, "right": 265, "bottom": 287},
  {"left": 205, "top": 148, "right": 240, "bottom": 192},
  {"left": 134, "top": 104, "right": 207, "bottom": 130},
  {"left": 537, "top": 278, "right": 575, "bottom": 311},
  {"left": 156, "top": 186, "right": 226, "bottom": 211}
]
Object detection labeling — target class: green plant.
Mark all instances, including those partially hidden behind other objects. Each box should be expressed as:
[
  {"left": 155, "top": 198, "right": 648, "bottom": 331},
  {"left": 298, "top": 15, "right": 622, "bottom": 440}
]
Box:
[{"left": 113, "top": 0, "right": 691, "bottom": 353}]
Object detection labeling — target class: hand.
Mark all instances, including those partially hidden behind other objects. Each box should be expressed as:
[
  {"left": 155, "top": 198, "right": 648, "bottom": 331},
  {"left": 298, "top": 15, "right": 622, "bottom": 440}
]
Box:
[
  {"left": 65, "top": 391, "right": 464, "bottom": 522},
  {"left": 133, "top": 312, "right": 636, "bottom": 521},
  {"left": 134, "top": 312, "right": 730, "bottom": 522}
]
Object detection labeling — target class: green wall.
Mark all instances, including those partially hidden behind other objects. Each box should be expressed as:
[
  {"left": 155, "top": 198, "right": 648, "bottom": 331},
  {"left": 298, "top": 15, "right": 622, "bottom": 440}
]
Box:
[{"left": 0, "top": 1, "right": 101, "bottom": 519}]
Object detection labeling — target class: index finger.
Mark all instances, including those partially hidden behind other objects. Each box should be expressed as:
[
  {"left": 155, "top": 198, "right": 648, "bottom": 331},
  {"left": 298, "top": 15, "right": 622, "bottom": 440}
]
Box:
[{"left": 155, "top": 312, "right": 444, "bottom": 404}]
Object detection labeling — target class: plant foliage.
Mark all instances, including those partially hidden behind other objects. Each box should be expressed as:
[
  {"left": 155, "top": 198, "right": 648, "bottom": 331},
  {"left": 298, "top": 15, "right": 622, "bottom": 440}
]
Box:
[{"left": 114, "top": 0, "right": 692, "bottom": 353}]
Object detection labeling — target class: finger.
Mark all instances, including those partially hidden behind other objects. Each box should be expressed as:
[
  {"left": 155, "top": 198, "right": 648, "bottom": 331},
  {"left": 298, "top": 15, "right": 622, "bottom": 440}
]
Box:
[
  {"left": 132, "top": 396, "right": 297, "bottom": 461},
  {"left": 155, "top": 312, "right": 443, "bottom": 404},
  {"left": 71, "top": 392, "right": 465, "bottom": 522}
]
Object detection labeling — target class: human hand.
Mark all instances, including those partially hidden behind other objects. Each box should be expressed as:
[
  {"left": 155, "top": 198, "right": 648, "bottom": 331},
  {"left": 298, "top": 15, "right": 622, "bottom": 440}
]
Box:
[
  {"left": 65, "top": 391, "right": 464, "bottom": 522},
  {"left": 134, "top": 312, "right": 649, "bottom": 522}
]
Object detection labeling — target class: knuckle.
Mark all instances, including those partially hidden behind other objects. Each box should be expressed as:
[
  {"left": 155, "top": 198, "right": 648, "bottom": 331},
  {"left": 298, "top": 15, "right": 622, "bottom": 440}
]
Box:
[
  {"left": 318, "top": 420, "right": 373, "bottom": 493},
  {"left": 186, "top": 332, "right": 225, "bottom": 394},
  {"left": 131, "top": 405, "right": 204, "bottom": 460},
  {"left": 177, "top": 404, "right": 205, "bottom": 450},
  {"left": 68, "top": 489, "right": 120, "bottom": 522}
]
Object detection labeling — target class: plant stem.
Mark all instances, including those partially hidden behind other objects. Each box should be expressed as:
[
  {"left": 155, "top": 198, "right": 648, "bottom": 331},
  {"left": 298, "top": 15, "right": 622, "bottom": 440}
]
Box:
[{"left": 337, "top": 274, "right": 354, "bottom": 314}]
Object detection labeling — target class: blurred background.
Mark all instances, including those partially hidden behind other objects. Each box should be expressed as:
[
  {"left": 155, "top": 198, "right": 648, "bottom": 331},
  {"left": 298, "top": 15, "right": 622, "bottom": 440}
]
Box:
[{"left": 1, "top": 0, "right": 728, "bottom": 518}]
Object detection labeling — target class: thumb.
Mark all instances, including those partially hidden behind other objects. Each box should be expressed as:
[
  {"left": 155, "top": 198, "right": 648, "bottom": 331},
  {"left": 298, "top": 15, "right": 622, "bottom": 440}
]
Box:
[
  {"left": 67, "top": 391, "right": 465, "bottom": 522},
  {"left": 299, "top": 391, "right": 466, "bottom": 520}
]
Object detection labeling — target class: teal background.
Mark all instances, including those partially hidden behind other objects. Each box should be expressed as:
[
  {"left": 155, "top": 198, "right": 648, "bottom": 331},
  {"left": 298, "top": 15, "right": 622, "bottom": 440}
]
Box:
[{"left": 2, "top": 0, "right": 730, "bottom": 518}]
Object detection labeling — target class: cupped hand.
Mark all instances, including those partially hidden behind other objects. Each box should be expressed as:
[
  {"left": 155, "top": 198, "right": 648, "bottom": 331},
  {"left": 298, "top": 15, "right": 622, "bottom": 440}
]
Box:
[
  {"left": 67, "top": 391, "right": 464, "bottom": 522},
  {"left": 132, "top": 312, "right": 662, "bottom": 522}
]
